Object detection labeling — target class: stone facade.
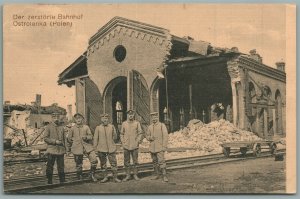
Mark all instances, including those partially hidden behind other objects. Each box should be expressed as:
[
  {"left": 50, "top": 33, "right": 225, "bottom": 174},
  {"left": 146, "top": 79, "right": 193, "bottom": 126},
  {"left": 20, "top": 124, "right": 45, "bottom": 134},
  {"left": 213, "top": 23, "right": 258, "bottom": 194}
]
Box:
[{"left": 58, "top": 17, "right": 286, "bottom": 137}]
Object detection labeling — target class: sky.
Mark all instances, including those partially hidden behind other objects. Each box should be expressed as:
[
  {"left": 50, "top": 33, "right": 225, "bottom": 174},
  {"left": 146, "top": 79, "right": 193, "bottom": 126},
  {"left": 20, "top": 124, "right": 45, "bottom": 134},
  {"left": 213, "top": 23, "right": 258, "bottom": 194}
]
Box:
[{"left": 3, "top": 4, "right": 287, "bottom": 111}]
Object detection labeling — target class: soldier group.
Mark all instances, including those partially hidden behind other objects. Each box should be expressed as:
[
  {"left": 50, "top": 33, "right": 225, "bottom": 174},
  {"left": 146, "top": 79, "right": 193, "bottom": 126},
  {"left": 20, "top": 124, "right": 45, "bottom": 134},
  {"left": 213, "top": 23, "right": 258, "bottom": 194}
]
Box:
[{"left": 43, "top": 110, "right": 169, "bottom": 184}]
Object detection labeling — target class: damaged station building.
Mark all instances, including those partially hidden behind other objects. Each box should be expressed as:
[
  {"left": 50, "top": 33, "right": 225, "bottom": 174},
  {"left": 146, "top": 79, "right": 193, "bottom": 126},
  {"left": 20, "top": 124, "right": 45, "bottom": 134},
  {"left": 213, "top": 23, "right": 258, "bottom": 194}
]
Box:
[{"left": 58, "top": 17, "right": 286, "bottom": 139}]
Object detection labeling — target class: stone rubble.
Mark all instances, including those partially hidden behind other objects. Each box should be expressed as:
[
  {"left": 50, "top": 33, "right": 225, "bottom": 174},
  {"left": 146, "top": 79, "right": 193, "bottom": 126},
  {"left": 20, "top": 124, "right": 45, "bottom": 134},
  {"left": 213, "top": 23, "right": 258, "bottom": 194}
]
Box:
[{"left": 140, "top": 119, "right": 285, "bottom": 153}]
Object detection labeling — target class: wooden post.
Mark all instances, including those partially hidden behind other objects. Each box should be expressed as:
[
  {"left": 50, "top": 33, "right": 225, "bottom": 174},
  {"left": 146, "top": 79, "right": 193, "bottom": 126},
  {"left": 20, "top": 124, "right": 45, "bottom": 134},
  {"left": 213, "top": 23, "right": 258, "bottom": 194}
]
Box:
[
  {"left": 30, "top": 128, "right": 45, "bottom": 146},
  {"left": 22, "top": 129, "right": 28, "bottom": 146},
  {"left": 127, "top": 70, "right": 133, "bottom": 111},
  {"left": 202, "top": 110, "right": 206, "bottom": 124},
  {"left": 163, "top": 107, "right": 170, "bottom": 132},
  {"left": 180, "top": 108, "right": 184, "bottom": 129},
  {"left": 164, "top": 107, "right": 167, "bottom": 123},
  {"left": 189, "top": 84, "right": 194, "bottom": 120}
]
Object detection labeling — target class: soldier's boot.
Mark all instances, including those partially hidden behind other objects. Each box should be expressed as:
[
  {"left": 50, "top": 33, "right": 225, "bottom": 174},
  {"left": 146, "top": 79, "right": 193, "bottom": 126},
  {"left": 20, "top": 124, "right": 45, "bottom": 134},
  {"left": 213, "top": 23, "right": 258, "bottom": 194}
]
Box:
[
  {"left": 100, "top": 170, "right": 109, "bottom": 183},
  {"left": 133, "top": 167, "right": 140, "bottom": 181},
  {"left": 89, "top": 165, "right": 98, "bottom": 182},
  {"left": 122, "top": 168, "right": 131, "bottom": 182},
  {"left": 162, "top": 168, "right": 168, "bottom": 182},
  {"left": 112, "top": 170, "right": 121, "bottom": 183},
  {"left": 151, "top": 165, "right": 160, "bottom": 180},
  {"left": 58, "top": 172, "right": 65, "bottom": 183},
  {"left": 46, "top": 173, "right": 53, "bottom": 184}
]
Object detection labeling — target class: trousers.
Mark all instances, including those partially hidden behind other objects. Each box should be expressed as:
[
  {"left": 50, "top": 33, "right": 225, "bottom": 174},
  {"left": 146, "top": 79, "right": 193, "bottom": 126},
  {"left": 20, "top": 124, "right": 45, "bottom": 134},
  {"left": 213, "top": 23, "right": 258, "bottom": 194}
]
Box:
[
  {"left": 151, "top": 151, "right": 166, "bottom": 168},
  {"left": 46, "top": 154, "right": 64, "bottom": 175},
  {"left": 74, "top": 150, "right": 98, "bottom": 172},
  {"left": 98, "top": 152, "right": 118, "bottom": 171},
  {"left": 123, "top": 148, "right": 138, "bottom": 169}
]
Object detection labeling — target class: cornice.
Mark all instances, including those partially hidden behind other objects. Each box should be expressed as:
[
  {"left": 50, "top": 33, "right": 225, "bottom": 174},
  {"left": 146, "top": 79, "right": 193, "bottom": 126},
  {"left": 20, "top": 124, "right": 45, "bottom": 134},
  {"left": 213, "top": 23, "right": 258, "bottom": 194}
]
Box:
[
  {"left": 88, "top": 17, "right": 170, "bottom": 47},
  {"left": 87, "top": 25, "right": 171, "bottom": 56},
  {"left": 238, "top": 56, "right": 286, "bottom": 83}
]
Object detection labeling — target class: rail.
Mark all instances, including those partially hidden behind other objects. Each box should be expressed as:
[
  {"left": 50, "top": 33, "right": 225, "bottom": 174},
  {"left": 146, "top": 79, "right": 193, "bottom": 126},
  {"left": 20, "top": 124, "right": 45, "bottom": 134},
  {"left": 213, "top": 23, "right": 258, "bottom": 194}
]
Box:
[{"left": 4, "top": 149, "right": 285, "bottom": 193}]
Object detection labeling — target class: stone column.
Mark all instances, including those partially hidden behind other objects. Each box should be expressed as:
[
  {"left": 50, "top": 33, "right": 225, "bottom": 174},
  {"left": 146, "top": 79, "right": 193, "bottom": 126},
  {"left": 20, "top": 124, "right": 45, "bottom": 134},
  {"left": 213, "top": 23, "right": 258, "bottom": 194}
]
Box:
[
  {"left": 256, "top": 107, "right": 261, "bottom": 136},
  {"left": 231, "top": 81, "right": 238, "bottom": 126},
  {"left": 238, "top": 69, "right": 247, "bottom": 130},
  {"left": 189, "top": 84, "right": 194, "bottom": 120},
  {"left": 227, "top": 57, "right": 241, "bottom": 127},
  {"left": 264, "top": 108, "right": 268, "bottom": 138}
]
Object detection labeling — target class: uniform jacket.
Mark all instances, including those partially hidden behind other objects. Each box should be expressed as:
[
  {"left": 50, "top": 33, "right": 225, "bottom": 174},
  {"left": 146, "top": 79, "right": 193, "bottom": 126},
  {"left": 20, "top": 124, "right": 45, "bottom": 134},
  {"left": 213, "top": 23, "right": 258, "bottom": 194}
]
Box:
[
  {"left": 43, "top": 122, "right": 67, "bottom": 155},
  {"left": 67, "top": 124, "right": 94, "bottom": 155},
  {"left": 120, "top": 120, "right": 143, "bottom": 150},
  {"left": 93, "top": 124, "right": 117, "bottom": 153},
  {"left": 146, "top": 122, "right": 168, "bottom": 153}
]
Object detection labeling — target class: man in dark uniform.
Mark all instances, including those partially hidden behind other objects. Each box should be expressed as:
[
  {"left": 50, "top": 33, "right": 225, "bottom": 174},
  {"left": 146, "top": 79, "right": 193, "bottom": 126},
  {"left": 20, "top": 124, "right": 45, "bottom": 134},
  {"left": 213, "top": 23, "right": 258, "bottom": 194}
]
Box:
[
  {"left": 146, "top": 112, "right": 169, "bottom": 182},
  {"left": 43, "top": 112, "right": 67, "bottom": 184},
  {"left": 120, "top": 110, "right": 144, "bottom": 181},
  {"left": 93, "top": 113, "right": 121, "bottom": 183},
  {"left": 67, "top": 113, "right": 98, "bottom": 182}
]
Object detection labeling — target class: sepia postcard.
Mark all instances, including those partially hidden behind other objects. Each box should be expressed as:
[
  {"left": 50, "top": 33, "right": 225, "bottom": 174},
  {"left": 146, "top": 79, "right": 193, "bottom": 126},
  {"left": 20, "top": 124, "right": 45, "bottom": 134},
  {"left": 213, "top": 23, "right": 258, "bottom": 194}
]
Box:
[{"left": 2, "top": 4, "right": 296, "bottom": 194}]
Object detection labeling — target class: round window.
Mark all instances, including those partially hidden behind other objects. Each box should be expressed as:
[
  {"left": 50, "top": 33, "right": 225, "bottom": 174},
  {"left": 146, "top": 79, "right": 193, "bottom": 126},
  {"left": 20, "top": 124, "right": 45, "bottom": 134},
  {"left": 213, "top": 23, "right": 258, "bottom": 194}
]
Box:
[{"left": 114, "top": 45, "right": 126, "bottom": 62}]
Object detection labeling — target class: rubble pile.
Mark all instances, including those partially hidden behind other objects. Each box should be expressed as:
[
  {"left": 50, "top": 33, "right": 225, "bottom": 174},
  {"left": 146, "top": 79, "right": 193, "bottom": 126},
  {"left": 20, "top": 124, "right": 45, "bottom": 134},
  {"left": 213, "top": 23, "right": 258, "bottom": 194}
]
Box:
[
  {"left": 168, "top": 119, "right": 262, "bottom": 153},
  {"left": 5, "top": 127, "right": 45, "bottom": 147},
  {"left": 141, "top": 119, "right": 262, "bottom": 154}
]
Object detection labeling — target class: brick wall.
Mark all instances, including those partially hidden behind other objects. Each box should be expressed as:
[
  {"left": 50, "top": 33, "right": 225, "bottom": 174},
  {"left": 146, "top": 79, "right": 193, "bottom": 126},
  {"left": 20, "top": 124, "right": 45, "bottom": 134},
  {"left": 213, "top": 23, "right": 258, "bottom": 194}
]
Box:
[{"left": 87, "top": 26, "right": 170, "bottom": 95}]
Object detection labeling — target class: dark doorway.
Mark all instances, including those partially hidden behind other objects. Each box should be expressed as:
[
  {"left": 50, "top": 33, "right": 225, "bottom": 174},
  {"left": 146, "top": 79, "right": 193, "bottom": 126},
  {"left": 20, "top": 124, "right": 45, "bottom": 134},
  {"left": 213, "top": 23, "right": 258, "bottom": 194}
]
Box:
[{"left": 112, "top": 79, "right": 127, "bottom": 129}]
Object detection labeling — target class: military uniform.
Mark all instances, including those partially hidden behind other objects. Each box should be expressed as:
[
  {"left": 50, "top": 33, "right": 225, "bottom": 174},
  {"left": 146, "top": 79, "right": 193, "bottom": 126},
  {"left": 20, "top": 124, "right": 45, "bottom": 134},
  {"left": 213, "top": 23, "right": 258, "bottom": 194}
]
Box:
[
  {"left": 94, "top": 115, "right": 121, "bottom": 183},
  {"left": 146, "top": 112, "right": 169, "bottom": 182},
  {"left": 120, "top": 110, "right": 144, "bottom": 181},
  {"left": 43, "top": 117, "right": 67, "bottom": 184},
  {"left": 67, "top": 113, "right": 98, "bottom": 181}
]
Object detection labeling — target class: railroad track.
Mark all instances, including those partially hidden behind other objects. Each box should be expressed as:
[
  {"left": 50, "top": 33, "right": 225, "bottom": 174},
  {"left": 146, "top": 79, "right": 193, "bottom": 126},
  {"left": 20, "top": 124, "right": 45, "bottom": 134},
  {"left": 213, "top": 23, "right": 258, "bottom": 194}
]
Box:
[
  {"left": 4, "top": 149, "right": 285, "bottom": 194},
  {"left": 4, "top": 157, "right": 48, "bottom": 165},
  {"left": 3, "top": 147, "right": 196, "bottom": 165}
]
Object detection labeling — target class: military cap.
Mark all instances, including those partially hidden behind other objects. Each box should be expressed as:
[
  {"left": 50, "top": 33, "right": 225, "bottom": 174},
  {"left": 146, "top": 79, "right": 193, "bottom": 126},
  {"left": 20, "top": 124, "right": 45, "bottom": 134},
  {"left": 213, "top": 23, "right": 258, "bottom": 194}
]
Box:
[
  {"left": 150, "top": 112, "right": 159, "bottom": 116},
  {"left": 127, "top": 109, "right": 135, "bottom": 114},
  {"left": 73, "top": 113, "right": 84, "bottom": 118},
  {"left": 101, "top": 113, "right": 109, "bottom": 118}
]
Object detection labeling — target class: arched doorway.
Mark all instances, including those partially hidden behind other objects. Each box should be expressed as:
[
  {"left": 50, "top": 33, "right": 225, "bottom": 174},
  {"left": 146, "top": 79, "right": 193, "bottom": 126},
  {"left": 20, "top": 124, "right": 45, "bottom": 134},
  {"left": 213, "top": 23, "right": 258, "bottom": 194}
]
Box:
[
  {"left": 103, "top": 76, "right": 127, "bottom": 130},
  {"left": 258, "top": 85, "right": 273, "bottom": 138}
]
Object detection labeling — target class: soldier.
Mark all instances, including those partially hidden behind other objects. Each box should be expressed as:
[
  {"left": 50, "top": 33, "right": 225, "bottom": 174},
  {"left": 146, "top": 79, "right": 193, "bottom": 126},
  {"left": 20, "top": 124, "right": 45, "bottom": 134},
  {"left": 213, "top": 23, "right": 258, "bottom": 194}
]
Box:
[
  {"left": 146, "top": 112, "right": 169, "bottom": 182},
  {"left": 43, "top": 112, "right": 67, "bottom": 184},
  {"left": 120, "top": 110, "right": 144, "bottom": 181},
  {"left": 67, "top": 113, "right": 98, "bottom": 182},
  {"left": 93, "top": 113, "right": 121, "bottom": 183}
]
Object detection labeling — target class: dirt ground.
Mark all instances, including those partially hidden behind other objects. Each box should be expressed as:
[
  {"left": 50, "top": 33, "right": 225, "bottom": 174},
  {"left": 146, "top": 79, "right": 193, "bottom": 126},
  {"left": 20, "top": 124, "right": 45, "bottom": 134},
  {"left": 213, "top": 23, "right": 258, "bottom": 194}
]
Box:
[{"left": 38, "top": 156, "right": 285, "bottom": 194}]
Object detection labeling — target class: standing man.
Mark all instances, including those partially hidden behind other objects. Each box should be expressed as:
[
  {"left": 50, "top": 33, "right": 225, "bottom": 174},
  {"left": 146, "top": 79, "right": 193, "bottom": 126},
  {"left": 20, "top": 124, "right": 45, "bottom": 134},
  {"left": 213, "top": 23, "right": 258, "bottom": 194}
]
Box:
[
  {"left": 43, "top": 112, "right": 67, "bottom": 184},
  {"left": 93, "top": 113, "right": 121, "bottom": 183},
  {"left": 67, "top": 113, "right": 98, "bottom": 182},
  {"left": 120, "top": 110, "right": 144, "bottom": 181},
  {"left": 146, "top": 112, "right": 169, "bottom": 182}
]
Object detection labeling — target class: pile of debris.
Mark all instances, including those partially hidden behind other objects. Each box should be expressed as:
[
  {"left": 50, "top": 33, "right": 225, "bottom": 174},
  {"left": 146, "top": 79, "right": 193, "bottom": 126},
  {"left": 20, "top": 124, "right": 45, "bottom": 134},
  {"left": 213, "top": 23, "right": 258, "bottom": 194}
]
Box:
[
  {"left": 168, "top": 119, "right": 262, "bottom": 153},
  {"left": 4, "top": 127, "right": 45, "bottom": 147},
  {"left": 140, "top": 119, "right": 264, "bottom": 154}
]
